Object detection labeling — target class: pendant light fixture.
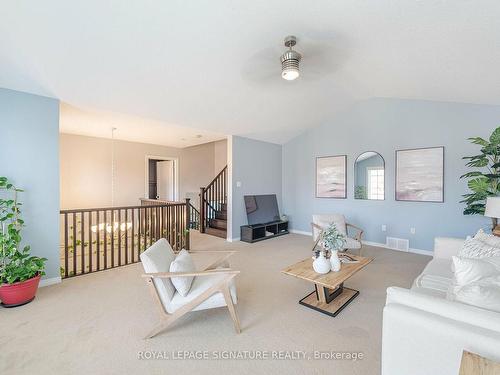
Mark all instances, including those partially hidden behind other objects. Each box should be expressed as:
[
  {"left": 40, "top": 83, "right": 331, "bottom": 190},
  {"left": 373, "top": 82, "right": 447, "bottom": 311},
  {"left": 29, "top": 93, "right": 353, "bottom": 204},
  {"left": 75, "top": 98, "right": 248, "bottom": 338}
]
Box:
[
  {"left": 91, "top": 127, "right": 132, "bottom": 233},
  {"left": 280, "top": 36, "right": 302, "bottom": 81}
]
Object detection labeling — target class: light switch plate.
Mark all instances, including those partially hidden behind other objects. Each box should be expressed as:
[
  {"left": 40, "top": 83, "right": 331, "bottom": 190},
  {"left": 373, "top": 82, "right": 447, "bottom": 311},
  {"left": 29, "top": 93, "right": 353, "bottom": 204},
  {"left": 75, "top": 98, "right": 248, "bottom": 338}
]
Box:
[{"left": 236, "top": 181, "right": 242, "bottom": 187}]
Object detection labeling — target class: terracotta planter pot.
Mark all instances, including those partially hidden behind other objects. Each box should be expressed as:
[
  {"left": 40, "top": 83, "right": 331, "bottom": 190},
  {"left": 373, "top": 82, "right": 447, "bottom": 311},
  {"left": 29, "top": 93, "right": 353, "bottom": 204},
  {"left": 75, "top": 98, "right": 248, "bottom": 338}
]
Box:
[{"left": 0, "top": 274, "right": 41, "bottom": 307}]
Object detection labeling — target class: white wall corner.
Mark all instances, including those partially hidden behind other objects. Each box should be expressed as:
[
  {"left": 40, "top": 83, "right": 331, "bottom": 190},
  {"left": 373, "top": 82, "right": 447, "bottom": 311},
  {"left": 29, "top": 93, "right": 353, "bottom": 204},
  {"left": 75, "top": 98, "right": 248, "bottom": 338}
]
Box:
[{"left": 226, "top": 135, "right": 233, "bottom": 241}]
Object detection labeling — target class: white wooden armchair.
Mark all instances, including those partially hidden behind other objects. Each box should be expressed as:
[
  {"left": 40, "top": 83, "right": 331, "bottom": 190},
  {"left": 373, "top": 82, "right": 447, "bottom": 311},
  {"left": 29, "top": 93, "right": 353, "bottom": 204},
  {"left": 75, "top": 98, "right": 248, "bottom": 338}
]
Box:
[
  {"left": 140, "top": 238, "right": 240, "bottom": 339},
  {"left": 312, "top": 214, "right": 364, "bottom": 256}
]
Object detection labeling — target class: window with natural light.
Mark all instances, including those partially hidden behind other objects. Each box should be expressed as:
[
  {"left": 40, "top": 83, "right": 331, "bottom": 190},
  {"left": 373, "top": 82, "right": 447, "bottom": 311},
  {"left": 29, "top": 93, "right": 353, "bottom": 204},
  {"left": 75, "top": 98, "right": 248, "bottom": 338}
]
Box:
[{"left": 367, "top": 168, "right": 384, "bottom": 200}]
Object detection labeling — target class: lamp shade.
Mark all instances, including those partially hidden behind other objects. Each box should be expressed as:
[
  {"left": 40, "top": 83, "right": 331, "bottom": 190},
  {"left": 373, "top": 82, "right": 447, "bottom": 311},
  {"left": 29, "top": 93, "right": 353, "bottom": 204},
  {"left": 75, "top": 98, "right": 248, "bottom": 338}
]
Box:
[{"left": 484, "top": 197, "right": 500, "bottom": 218}]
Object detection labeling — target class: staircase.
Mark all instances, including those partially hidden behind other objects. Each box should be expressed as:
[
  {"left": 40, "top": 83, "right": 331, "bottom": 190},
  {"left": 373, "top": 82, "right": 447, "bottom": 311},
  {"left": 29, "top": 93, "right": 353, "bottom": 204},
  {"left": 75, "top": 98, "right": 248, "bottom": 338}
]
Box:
[{"left": 200, "top": 166, "right": 227, "bottom": 239}]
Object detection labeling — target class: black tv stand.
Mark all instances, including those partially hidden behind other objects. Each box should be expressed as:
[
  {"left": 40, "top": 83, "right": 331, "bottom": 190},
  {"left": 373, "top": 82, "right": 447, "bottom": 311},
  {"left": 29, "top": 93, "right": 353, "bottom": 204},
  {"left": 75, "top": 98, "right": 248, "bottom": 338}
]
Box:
[{"left": 240, "top": 220, "right": 289, "bottom": 243}]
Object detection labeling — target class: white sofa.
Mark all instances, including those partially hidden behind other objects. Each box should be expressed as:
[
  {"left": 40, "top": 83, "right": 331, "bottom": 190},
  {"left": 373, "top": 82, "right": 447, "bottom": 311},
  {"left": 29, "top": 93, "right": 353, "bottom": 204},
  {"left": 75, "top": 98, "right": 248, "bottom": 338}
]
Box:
[{"left": 381, "top": 237, "right": 500, "bottom": 375}]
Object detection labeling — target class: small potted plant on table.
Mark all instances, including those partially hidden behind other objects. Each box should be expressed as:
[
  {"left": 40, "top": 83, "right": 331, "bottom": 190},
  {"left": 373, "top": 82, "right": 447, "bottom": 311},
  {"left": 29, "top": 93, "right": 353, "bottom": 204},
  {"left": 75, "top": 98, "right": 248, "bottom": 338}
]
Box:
[
  {"left": 314, "top": 223, "right": 346, "bottom": 273},
  {"left": 0, "top": 177, "right": 47, "bottom": 307}
]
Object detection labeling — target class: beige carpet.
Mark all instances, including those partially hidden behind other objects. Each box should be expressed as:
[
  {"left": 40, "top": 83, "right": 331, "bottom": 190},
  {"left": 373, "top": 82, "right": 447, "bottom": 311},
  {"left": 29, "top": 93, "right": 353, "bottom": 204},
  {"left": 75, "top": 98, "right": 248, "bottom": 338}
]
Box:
[{"left": 0, "top": 232, "right": 430, "bottom": 375}]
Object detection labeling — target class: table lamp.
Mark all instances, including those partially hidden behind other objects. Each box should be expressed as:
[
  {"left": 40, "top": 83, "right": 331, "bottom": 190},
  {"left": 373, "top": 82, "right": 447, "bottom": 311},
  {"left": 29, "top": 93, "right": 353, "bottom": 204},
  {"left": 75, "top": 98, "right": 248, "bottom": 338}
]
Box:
[{"left": 484, "top": 197, "right": 500, "bottom": 236}]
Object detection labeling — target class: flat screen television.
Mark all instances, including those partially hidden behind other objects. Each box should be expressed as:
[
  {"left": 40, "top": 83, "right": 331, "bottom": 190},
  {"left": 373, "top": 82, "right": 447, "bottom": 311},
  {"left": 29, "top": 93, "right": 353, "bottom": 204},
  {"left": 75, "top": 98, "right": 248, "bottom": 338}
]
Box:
[{"left": 244, "top": 194, "right": 280, "bottom": 225}]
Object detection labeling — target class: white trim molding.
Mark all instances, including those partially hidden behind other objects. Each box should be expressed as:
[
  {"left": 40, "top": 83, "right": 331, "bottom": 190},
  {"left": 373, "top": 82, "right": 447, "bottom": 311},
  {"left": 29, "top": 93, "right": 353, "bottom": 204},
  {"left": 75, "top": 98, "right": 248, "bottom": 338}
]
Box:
[
  {"left": 362, "top": 240, "right": 432, "bottom": 256},
  {"left": 289, "top": 229, "right": 312, "bottom": 236},
  {"left": 144, "top": 155, "right": 180, "bottom": 201},
  {"left": 39, "top": 276, "right": 61, "bottom": 287},
  {"left": 227, "top": 237, "right": 240, "bottom": 242},
  {"left": 289, "top": 228, "right": 432, "bottom": 256}
]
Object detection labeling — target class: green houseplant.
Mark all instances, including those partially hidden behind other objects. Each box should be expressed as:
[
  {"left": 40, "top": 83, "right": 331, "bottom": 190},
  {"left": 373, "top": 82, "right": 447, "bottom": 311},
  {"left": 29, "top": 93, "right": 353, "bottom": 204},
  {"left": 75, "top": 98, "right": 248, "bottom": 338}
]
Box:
[
  {"left": 460, "top": 127, "right": 500, "bottom": 229},
  {"left": 0, "top": 176, "right": 47, "bottom": 307}
]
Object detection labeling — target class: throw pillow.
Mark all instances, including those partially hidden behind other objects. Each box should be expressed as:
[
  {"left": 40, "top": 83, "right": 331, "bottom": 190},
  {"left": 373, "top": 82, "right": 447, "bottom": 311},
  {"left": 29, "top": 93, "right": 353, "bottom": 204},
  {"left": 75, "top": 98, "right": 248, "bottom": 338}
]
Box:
[
  {"left": 451, "top": 256, "right": 500, "bottom": 286},
  {"left": 459, "top": 237, "right": 500, "bottom": 259},
  {"left": 169, "top": 249, "right": 196, "bottom": 297},
  {"left": 447, "top": 256, "right": 500, "bottom": 313},
  {"left": 452, "top": 275, "right": 500, "bottom": 313},
  {"left": 474, "top": 228, "right": 500, "bottom": 248}
]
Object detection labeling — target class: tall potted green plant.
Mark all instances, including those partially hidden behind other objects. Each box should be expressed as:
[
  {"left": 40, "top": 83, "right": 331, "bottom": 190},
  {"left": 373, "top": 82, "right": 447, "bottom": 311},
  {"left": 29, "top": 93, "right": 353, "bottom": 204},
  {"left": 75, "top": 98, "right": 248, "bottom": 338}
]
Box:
[
  {"left": 460, "top": 127, "right": 500, "bottom": 229},
  {"left": 0, "top": 177, "right": 47, "bottom": 307}
]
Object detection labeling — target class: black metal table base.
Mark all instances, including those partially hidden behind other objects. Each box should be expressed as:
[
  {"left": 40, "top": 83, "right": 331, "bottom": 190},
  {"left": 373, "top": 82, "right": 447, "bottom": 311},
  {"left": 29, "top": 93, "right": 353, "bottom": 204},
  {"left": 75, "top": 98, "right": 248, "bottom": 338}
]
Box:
[{"left": 299, "top": 284, "right": 359, "bottom": 317}]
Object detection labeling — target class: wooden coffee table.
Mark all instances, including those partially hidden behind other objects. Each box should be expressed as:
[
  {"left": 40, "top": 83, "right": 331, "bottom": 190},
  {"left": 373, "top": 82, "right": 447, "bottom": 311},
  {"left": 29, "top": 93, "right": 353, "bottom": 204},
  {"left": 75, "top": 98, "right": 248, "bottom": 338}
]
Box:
[{"left": 281, "top": 255, "right": 373, "bottom": 317}]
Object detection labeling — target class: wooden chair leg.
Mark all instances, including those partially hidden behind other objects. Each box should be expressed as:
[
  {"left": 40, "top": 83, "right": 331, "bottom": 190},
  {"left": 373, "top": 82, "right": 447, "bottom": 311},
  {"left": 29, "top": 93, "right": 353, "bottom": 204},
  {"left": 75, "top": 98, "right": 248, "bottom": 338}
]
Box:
[
  {"left": 145, "top": 317, "right": 175, "bottom": 339},
  {"left": 222, "top": 285, "right": 241, "bottom": 334}
]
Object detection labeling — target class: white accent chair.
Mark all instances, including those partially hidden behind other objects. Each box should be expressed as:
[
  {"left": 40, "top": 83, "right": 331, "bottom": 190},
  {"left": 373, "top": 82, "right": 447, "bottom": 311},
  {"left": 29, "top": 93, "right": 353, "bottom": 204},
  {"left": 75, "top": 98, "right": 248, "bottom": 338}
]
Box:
[
  {"left": 312, "top": 214, "right": 364, "bottom": 255},
  {"left": 140, "top": 238, "right": 240, "bottom": 338}
]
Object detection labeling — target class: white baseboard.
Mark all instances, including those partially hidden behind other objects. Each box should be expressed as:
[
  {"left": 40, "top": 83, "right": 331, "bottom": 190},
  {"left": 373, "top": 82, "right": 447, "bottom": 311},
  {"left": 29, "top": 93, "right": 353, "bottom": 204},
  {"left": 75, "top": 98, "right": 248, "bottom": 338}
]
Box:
[
  {"left": 289, "top": 229, "right": 432, "bottom": 256},
  {"left": 289, "top": 229, "right": 312, "bottom": 236},
  {"left": 227, "top": 237, "right": 240, "bottom": 242},
  {"left": 39, "top": 276, "right": 61, "bottom": 287},
  {"left": 362, "top": 240, "right": 432, "bottom": 256}
]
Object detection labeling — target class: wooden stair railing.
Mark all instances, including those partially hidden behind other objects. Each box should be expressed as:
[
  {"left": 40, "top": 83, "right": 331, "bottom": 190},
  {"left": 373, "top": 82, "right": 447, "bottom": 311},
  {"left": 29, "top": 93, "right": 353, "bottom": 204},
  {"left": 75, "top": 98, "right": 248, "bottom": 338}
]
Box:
[
  {"left": 200, "top": 165, "right": 227, "bottom": 237},
  {"left": 59, "top": 199, "right": 191, "bottom": 278}
]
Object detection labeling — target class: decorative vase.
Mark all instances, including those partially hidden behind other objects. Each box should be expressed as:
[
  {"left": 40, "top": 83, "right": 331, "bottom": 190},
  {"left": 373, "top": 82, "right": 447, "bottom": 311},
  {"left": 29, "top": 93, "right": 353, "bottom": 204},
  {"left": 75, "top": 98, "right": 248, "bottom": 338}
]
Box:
[
  {"left": 330, "top": 250, "right": 341, "bottom": 272},
  {"left": 313, "top": 252, "right": 330, "bottom": 274}
]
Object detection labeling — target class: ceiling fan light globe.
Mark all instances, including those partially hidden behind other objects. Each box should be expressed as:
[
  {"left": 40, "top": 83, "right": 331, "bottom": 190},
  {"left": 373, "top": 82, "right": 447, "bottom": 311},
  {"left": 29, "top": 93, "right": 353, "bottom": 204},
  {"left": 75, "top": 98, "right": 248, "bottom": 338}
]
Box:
[{"left": 282, "top": 69, "right": 300, "bottom": 80}]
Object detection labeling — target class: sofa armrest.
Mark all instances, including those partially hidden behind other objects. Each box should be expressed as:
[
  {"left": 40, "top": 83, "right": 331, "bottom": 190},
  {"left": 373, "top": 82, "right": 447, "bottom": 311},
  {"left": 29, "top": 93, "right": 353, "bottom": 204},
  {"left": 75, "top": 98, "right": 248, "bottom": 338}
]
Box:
[
  {"left": 433, "top": 237, "right": 464, "bottom": 259},
  {"left": 382, "top": 303, "right": 500, "bottom": 375},
  {"left": 386, "top": 287, "right": 500, "bottom": 333}
]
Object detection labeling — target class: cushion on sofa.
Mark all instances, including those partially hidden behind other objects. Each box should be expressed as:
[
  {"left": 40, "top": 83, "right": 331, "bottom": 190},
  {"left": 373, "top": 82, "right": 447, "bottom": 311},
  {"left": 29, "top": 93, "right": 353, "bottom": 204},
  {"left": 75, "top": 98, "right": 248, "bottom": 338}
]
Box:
[
  {"left": 450, "top": 275, "right": 500, "bottom": 313},
  {"left": 459, "top": 237, "right": 500, "bottom": 259},
  {"left": 474, "top": 228, "right": 500, "bottom": 248},
  {"left": 447, "top": 256, "right": 500, "bottom": 313},
  {"left": 412, "top": 258, "right": 453, "bottom": 297},
  {"left": 450, "top": 256, "right": 500, "bottom": 286}
]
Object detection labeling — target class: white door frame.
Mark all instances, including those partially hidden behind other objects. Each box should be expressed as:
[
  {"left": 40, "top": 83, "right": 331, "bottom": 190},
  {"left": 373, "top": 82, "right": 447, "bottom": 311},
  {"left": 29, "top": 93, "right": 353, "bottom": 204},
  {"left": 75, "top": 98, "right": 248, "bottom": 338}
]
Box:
[{"left": 144, "top": 155, "right": 180, "bottom": 201}]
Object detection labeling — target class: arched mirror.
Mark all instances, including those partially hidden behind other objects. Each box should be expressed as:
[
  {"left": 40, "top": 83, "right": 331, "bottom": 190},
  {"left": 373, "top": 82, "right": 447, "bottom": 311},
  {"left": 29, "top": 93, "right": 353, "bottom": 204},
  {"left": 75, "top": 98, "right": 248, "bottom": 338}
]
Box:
[{"left": 354, "top": 152, "right": 385, "bottom": 200}]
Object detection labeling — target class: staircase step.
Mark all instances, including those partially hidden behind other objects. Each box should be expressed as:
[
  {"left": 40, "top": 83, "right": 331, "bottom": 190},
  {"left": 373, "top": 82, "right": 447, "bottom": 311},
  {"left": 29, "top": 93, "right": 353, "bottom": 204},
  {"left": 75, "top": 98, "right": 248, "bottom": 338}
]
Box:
[
  {"left": 205, "top": 227, "right": 227, "bottom": 239},
  {"left": 215, "top": 211, "right": 227, "bottom": 220},
  {"left": 209, "top": 218, "right": 227, "bottom": 230}
]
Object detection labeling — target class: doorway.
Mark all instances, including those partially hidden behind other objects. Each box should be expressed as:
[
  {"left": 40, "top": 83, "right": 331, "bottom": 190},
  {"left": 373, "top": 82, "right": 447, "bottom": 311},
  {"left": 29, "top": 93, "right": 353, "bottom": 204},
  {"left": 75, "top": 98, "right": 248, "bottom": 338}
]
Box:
[{"left": 145, "top": 156, "right": 179, "bottom": 201}]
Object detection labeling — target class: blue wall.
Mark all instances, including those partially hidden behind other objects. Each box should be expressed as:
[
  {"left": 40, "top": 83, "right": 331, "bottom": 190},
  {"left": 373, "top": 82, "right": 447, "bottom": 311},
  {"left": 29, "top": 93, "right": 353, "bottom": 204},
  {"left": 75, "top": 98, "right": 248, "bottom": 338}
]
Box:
[
  {"left": 0, "top": 88, "right": 60, "bottom": 279},
  {"left": 231, "top": 136, "right": 282, "bottom": 239},
  {"left": 283, "top": 98, "right": 500, "bottom": 251}
]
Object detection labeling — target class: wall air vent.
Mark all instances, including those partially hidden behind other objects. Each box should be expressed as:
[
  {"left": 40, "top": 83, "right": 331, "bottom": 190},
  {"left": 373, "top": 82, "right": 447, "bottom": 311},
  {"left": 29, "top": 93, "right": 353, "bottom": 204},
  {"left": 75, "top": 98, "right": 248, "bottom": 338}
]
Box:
[{"left": 386, "top": 237, "right": 409, "bottom": 252}]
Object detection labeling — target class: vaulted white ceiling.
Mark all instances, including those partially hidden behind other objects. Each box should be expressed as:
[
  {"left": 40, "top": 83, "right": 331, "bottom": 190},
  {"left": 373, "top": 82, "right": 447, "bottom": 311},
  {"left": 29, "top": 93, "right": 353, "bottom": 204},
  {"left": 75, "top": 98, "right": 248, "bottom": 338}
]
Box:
[{"left": 1, "top": 1, "right": 499, "bottom": 144}]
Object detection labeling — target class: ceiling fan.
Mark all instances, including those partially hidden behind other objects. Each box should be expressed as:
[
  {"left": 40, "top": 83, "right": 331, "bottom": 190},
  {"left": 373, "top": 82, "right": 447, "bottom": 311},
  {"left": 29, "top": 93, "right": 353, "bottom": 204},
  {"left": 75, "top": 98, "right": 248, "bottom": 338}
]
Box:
[
  {"left": 241, "top": 34, "right": 338, "bottom": 84},
  {"left": 280, "top": 36, "right": 302, "bottom": 81}
]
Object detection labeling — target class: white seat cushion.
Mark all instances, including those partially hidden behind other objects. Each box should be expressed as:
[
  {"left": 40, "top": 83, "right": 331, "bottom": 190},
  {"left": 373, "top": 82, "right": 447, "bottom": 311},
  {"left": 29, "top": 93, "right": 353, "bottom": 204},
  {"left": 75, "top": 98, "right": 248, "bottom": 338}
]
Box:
[
  {"left": 170, "top": 249, "right": 196, "bottom": 297},
  {"left": 168, "top": 273, "right": 237, "bottom": 314},
  {"left": 140, "top": 238, "right": 177, "bottom": 311},
  {"left": 412, "top": 258, "right": 453, "bottom": 297}
]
